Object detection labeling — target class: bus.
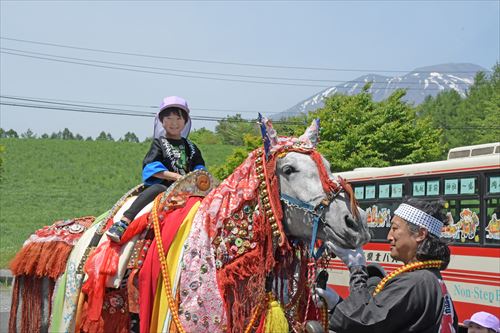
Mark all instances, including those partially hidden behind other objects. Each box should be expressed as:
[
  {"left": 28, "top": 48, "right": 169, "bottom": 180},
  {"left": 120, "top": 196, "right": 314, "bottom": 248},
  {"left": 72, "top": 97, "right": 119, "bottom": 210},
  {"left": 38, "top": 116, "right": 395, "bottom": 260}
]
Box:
[{"left": 328, "top": 142, "right": 500, "bottom": 323}]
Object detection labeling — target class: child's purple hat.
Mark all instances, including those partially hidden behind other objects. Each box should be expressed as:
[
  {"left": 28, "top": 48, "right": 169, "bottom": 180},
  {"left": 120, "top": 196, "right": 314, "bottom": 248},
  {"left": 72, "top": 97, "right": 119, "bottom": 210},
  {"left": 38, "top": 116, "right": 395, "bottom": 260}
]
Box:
[
  {"left": 464, "top": 311, "right": 500, "bottom": 333},
  {"left": 154, "top": 96, "right": 192, "bottom": 139},
  {"left": 159, "top": 96, "right": 190, "bottom": 115}
]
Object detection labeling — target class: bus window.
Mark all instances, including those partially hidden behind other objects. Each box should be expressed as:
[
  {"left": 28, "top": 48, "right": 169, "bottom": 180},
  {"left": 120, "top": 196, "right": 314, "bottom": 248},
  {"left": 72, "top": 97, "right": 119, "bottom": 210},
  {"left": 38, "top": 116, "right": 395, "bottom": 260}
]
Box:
[
  {"left": 443, "top": 199, "right": 481, "bottom": 244},
  {"left": 485, "top": 198, "right": 500, "bottom": 245},
  {"left": 354, "top": 186, "right": 364, "bottom": 200},
  {"left": 412, "top": 179, "right": 440, "bottom": 197},
  {"left": 489, "top": 176, "right": 500, "bottom": 194},
  {"left": 379, "top": 184, "right": 390, "bottom": 198},
  {"left": 444, "top": 179, "right": 459, "bottom": 195},
  {"left": 460, "top": 178, "right": 477, "bottom": 194},
  {"left": 427, "top": 180, "right": 440, "bottom": 196},
  {"left": 365, "top": 185, "right": 376, "bottom": 199},
  {"left": 391, "top": 184, "right": 403, "bottom": 198},
  {"left": 413, "top": 181, "right": 425, "bottom": 196}
]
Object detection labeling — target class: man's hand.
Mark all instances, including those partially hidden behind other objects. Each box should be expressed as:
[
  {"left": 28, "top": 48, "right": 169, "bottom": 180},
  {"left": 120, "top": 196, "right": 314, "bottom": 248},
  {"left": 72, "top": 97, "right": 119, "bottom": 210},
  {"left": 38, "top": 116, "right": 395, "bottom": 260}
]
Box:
[
  {"left": 325, "top": 241, "right": 366, "bottom": 268},
  {"left": 313, "top": 287, "right": 340, "bottom": 310}
]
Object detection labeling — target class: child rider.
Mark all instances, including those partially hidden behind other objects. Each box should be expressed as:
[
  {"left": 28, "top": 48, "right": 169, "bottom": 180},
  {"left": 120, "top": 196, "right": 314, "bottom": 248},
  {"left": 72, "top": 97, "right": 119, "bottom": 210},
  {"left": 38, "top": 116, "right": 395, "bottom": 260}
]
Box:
[{"left": 106, "top": 96, "right": 206, "bottom": 242}]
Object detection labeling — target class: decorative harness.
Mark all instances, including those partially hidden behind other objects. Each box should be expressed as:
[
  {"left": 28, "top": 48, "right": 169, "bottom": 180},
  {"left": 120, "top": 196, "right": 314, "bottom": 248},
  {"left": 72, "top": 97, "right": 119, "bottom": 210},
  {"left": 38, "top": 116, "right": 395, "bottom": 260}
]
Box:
[{"left": 275, "top": 148, "right": 355, "bottom": 259}]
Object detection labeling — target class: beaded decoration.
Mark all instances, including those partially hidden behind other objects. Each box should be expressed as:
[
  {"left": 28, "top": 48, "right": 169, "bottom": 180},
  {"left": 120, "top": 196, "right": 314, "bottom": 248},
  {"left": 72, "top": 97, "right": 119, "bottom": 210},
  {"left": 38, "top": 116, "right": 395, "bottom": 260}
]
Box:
[
  {"left": 372, "top": 260, "right": 444, "bottom": 296},
  {"left": 213, "top": 200, "right": 258, "bottom": 269}
]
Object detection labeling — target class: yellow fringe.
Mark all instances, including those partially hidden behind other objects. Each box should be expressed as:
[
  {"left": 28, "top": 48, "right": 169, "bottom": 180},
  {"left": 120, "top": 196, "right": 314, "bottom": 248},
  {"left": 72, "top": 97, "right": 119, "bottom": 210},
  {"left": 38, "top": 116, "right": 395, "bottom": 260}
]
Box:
[{"left": 264, "top": 298, "right": 289, "bottom": 333}]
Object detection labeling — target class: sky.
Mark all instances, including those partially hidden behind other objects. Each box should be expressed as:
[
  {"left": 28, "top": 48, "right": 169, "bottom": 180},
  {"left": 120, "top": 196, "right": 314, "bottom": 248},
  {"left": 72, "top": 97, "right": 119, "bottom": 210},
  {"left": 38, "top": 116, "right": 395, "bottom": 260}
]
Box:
[{"left": 1, "top": 0, "right": 499, "bottom": 140}]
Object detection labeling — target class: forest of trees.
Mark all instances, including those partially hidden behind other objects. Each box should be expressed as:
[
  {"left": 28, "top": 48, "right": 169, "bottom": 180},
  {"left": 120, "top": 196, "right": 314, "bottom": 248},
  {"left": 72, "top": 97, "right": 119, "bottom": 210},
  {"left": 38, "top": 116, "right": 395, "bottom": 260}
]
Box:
[{"left": 2, "top": 64, "right": 498, "bottom": 175}]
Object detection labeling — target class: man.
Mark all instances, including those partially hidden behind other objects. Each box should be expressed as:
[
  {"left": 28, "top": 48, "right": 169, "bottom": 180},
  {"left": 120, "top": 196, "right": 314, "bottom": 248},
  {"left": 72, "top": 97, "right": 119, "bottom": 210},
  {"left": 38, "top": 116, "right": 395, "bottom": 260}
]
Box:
[{"left": 318, "top": 198, "right": 459, "bottom": 332}]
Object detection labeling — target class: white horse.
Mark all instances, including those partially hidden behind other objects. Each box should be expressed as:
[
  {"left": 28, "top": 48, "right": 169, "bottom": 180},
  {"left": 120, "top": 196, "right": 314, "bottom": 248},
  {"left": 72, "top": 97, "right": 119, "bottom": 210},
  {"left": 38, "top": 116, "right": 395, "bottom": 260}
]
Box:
[{"left": 9, "top": 118, "right": 370, "bottom": 333}]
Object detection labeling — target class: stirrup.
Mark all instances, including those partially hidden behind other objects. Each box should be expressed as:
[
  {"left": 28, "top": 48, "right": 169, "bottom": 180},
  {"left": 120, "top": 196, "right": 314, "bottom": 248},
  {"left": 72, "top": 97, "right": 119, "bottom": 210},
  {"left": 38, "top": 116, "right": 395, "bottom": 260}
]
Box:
[{"left": 106, "top": 220, "right": 129, "bottom": 242}]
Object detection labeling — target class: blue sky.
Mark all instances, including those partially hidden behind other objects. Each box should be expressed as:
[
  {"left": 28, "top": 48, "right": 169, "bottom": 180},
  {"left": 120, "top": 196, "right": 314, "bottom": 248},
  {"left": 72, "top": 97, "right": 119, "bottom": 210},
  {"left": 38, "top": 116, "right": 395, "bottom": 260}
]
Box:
[{"left": 1, "top": 0, "right": 498, "bottom": 140}]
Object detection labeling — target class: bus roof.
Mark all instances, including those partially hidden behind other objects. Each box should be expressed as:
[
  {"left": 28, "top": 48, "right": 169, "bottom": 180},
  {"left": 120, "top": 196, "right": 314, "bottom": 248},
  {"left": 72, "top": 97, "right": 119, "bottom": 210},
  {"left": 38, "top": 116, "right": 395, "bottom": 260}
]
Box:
[
  {"left": 447, "top": 142, "right": 500, "bottom": 159},
  {"left": 337, "top": 154, "right": 500, "bottom": 182}
]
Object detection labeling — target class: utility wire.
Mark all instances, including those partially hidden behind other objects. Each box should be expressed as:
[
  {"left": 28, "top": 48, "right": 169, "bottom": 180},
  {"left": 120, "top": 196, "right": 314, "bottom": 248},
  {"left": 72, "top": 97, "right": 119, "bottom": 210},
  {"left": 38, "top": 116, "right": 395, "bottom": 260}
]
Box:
[
  {"left": 0, "top": 36, "right": 485, "bottom": 74},
  {"left": 0, "top": 101, "right": 307, "bottom": 125},
  {"left": 1, "top": 47, "right": 470, "bottom": 87},
  {"left": 2, "top": 101, "right": 498, "bottom": 130},
  {"left": 0, "top": 94, "right": 280, "bottom": 114},
  {"left": 1, "top": 50, "right": 470, "bottom": 91},
  {"left": 1, "top": 50, "right": 331, "bottom": 88}
]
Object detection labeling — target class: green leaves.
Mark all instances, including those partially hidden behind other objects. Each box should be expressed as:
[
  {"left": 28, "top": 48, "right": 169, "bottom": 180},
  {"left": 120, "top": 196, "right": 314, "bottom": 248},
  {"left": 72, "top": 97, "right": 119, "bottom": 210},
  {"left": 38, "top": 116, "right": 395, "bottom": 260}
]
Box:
[
  {"left": 418, "top": 63, "right": 500, "bottom": 149},
  {"left": 312, "top": 89, "right": 444, "bottom": 172}
]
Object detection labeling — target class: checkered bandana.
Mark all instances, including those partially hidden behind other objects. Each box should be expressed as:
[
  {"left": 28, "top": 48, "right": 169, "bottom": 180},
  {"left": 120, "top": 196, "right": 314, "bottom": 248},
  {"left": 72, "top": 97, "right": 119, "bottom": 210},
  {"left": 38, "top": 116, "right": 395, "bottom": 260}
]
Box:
[{"left": 394, "top": 203, "right": 443, "bottom": 237}]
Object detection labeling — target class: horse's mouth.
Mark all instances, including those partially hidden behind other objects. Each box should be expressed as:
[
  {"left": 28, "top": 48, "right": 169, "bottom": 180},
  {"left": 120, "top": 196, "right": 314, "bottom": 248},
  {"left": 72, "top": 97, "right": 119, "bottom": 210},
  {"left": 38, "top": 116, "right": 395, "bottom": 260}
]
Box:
[{"left": 320, "top": 223, "right": 359, "bottom": 249}]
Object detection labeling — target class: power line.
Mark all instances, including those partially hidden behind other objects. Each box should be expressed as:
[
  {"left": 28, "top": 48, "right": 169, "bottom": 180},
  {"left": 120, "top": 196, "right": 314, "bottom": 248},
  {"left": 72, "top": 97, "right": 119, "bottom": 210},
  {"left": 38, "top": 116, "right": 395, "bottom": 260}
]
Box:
[
  {"left": 0, "top": 94, "right": 280, "bottom": 114},
  {"left": 0, "top": 101, "right": 307, "bottom": 125},
  {"left": 1, "top": 50, "right": 331, "bottom": 88},
  {"left": 0, "top": 47, "right": 370, "bottom": 84},
  {"left": 2, "top": 101, "right": 498, "bottom": 131},
  {"left": 0, "top": 36, "right": 485, "bottom": 74},
  {"left": 1, "top": 49, "right": 471, "bottom": 91},
  {"left": 1, "top": 47, "right": 471, "bottom": 87}
]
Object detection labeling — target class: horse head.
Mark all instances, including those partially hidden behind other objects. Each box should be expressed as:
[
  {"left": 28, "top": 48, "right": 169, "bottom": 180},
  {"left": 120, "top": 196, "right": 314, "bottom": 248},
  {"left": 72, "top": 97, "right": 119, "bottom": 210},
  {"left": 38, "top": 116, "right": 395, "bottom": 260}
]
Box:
[{"left": 261, "top": 116, "right": 370, "bottom": 250}]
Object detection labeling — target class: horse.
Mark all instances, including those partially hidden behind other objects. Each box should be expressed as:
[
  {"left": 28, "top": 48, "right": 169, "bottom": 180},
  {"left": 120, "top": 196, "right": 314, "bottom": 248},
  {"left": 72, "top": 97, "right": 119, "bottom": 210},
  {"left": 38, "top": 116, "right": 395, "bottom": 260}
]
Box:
[{"left": 9, "top": 117, "right": 370, "bottom": 333}]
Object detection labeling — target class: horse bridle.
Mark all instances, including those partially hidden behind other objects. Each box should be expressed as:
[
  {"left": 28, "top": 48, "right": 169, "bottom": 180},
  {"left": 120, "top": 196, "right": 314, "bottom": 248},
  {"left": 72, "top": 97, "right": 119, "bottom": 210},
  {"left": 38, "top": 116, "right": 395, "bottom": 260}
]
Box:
[{"left": 280, "top": 177, "right": 345, "bottom": 260}]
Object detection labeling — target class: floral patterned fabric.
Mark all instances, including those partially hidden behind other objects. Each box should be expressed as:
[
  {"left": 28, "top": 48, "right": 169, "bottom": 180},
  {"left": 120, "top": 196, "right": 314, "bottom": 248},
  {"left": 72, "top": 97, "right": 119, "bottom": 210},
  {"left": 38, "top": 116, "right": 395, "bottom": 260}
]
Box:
[{"left": 178, "top": 150, "right": 261, "bottom": 332}]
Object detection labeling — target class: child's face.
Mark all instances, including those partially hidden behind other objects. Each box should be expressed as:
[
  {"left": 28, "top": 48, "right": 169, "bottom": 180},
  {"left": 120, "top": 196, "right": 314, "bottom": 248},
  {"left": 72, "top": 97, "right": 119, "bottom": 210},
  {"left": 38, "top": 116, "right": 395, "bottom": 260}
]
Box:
[{"left": 162, "top": 114, "right": 186, "bottom": 139}]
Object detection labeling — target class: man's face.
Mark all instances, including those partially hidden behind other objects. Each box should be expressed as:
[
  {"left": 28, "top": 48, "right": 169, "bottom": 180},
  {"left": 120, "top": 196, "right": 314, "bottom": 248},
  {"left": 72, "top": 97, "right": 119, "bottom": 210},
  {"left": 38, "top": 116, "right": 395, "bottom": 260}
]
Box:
[
  {"left": 162, "top": 114, "right": 186, "bottom": 139},
  {"left": 387, "top": 216, "right": 419, "bottom": 264}
]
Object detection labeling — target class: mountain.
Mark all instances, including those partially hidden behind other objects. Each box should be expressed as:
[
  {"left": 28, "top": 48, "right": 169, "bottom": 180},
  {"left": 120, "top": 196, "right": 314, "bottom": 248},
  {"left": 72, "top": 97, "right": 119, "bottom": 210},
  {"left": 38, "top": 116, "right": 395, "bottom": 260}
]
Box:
[{"left": 274, "top": 63, "right": 488, "bottom": 119}]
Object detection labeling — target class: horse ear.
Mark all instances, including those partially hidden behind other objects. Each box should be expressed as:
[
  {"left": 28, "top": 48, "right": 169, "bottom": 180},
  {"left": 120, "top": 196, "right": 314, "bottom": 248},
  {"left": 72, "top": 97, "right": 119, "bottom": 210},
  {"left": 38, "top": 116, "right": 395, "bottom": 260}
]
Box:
[
  {"left": 258, "top": 113, "right": 278, "bottom": 156},
  {"left": 298, "top": 118, "right": 320, "bottom": 148}
]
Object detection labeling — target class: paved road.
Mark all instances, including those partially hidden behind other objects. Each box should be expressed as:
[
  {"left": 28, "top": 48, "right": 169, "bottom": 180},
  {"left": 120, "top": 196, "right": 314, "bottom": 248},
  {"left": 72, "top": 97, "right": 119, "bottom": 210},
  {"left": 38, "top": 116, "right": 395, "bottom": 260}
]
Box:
[{"left": 0, "top": 286, "right": 12, "bottom": 332}]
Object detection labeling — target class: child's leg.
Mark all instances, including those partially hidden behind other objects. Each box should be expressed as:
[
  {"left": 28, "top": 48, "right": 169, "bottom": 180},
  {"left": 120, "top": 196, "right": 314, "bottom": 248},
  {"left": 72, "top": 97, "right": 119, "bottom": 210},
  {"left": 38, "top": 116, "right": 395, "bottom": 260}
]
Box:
[
  {"left": 122, "top": 184, "right": 168, "bottom": 221},
  {"left": 106, "top": 184, "right": 168, "bottom": 242}
]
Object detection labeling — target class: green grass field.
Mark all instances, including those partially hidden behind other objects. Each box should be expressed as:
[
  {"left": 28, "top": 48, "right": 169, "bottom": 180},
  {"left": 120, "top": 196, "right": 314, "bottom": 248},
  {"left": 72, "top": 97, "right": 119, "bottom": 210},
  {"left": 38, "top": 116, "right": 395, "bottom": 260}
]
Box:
[{"left": 0, "top": 139, "right": 235, "bottom": 268}]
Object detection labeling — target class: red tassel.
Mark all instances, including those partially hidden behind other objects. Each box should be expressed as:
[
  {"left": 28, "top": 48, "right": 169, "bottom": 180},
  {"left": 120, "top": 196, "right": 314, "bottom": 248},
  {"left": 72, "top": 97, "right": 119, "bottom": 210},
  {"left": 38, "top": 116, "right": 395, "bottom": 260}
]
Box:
[{"left": 8, "top": 277, "right": 20, "bottom": 333}]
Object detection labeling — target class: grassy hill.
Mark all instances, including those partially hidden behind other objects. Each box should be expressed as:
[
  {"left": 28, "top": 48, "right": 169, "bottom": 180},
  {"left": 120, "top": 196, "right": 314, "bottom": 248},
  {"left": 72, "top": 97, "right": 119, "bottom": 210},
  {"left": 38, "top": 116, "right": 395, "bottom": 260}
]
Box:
[{"left": 0, "top": 139, "right": 235, "bottom": 268}]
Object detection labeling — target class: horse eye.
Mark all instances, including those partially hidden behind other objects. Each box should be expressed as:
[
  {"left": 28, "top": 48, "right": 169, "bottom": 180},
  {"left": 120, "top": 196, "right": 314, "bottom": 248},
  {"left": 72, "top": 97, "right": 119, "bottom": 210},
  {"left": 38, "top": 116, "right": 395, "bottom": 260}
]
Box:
[{"left": 283, "top": 165, "right": 296, "bottom": 175}]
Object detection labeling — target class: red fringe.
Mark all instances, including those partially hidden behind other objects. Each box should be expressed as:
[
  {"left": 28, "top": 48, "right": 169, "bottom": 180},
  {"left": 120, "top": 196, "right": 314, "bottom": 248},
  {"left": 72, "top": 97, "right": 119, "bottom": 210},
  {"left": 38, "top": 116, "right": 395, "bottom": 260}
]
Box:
[
  {"left": 8, "top": 277, "right": 20, "bottom": 333},
  {"left": 10, "top": 242, "right": 73, "bottom": 279},
  {"left": 21, "top": 276, "right": 41, "bottom": 333},
  {"left": 127, "top": 269, "right": 140, "bottom": 314}
]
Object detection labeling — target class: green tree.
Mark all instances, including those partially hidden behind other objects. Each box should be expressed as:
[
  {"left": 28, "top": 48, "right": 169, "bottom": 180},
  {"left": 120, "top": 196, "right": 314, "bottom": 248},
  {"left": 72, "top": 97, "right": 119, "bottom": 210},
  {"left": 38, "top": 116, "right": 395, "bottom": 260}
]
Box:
[
  {"left": 21, "top": 129, "right": 36, "bottom": 139},
  {"left": 311, "top": 88, "right": 443, "bottom": 172},
  {"left": 50, "top": 131, "right": 62, "bottom": 139},
  {"left": 62, "top": 128, "right": 75, "bottom": 140},
  {"left": 96, "top": 131, "right": 114, "bottom": 141},
  {"left": 5, "top": 129, "right": 19, "bottom": 138},
  {"left": 189, "top": 127, "right": 221, "bottom": 145},
  {"left": 272, "top": 115, "right": 308, "bottom": 137},
  {"left": 122, "top": 132, "right": 139, "bottom": 143},
  {"left": 418, "top": 63, "right": 500, "bottom": 149},
  {"left": 212, "top": 134, "right": 261, "bottom": 180},
  {"left": 418, "top": 89, "right": 462, "bottom": 150},
  {"left": 215, "top": 114, "right": 259, "bottom": 145}
]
